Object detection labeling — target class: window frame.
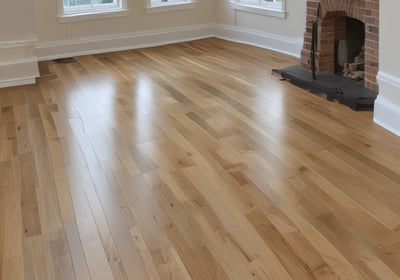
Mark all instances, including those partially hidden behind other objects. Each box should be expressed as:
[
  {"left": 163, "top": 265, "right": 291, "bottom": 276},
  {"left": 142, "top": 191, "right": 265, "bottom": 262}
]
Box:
[
  {"left": 58, "top": 0, "right": 129, "bottom": 23},
  {"left": 229, "top": 0, "right": 286, "bottom": 18},
  {"left": 146, "top": 0, "right": 198, "bottom": 14}
]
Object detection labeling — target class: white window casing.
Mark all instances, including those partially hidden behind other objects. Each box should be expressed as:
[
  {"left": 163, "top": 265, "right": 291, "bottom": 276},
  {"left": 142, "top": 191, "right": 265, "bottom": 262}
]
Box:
[
  {"left": 58, "top": 0, "right": 129, "bottom": 23},
  {"left": 146, "top": 0, "right": 198, "bottom": 14}
]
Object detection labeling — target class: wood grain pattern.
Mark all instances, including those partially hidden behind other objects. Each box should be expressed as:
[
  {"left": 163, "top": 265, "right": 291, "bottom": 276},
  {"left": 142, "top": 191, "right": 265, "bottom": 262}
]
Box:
[{"left": 1, "top": 38, "right": 400, "bottom": 279}]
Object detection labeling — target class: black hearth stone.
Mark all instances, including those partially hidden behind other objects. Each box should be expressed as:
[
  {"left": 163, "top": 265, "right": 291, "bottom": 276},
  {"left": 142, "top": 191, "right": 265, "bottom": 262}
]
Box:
[{"left": 274, "top": 65, "right": 377, "bottom": 111}]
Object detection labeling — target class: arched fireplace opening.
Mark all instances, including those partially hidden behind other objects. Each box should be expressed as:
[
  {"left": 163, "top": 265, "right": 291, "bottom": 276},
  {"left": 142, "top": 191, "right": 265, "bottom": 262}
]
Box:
[
  {"left": 315, "top": 14, "right": 367, "bottom": 81},
  {"left": 325, "top": 16, "right": 366, "bottom": 80},
  {"left": 335, "top": 17, "right": 365, "bottom": 75}
]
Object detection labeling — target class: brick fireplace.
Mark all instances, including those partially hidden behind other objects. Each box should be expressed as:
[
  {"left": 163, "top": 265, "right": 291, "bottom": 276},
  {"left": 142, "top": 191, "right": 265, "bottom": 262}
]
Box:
[{"left": 301, "top": 0, "right": 379, "bottom": 92}]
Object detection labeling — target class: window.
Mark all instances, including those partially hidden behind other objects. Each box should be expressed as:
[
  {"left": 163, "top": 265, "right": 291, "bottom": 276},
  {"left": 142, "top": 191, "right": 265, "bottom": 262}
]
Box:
[
  {"left": 146, "top": 0, "right": 198, "bottom": 14},
  {"left": 64, "top": 0, "right": 119, "bottom": 14},
  {"left": 59, "top": 0, "right": 128, "bottom": 22},
  {"left": 230, "top": 0, "right": 286, "bottom": 18},
  {"left": 150, "top": 0, "right": 192, "bottom": 5}
]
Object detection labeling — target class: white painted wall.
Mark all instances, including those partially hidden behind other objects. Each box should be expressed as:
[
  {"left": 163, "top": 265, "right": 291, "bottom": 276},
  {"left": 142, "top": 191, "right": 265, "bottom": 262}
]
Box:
[
  {"left": 379, "top": 1, "right": 400, "bottom": 78},
  {"left": 0, "top": 0, "right": 39, "bottom": 87},
  {"left": 35, "top": 0, "right": 216, "bottom": 57},
  {"left": 34, "top": 0, "right": 306, "bottom": 59},
  {"left": 0, "top": 0, "right": 35, "bottom": 41},
  {"left": 37, "top": 1, "right": 216, "bottom": 42},
  {"left": 374, "top": 0, "right": 400, "bottom": 136},
  {"left": 214, "top": 0, "right": 306, "bottom": 57}
]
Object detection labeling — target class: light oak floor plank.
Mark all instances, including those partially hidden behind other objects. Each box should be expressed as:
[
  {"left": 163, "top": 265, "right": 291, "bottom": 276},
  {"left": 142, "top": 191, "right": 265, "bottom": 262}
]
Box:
[{"left": 1, "top": 38, "right": 400, "bottom": 279}]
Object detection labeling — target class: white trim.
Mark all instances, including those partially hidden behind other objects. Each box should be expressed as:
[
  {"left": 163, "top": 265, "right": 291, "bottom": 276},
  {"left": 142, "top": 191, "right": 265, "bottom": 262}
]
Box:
[
  {"left": 0, "top": 60, "right": 39, "bottom": 89},
  {"left": 377, "top": 71, "right": 400, "bottom": 89},
  {"left": 58, "top": 9, "right": 130, "bottom": 23},
  {"left": 0, "top": 77, "right": 37, "bottom": 89},
  {"left": 35, "top": 23, "right": 302, "bottom": 61},
  {"left": 58, "top": 0, "right": 128, "bottom": 23},
  {"left": 0, "top": 57, "right": 38, "bottom": 67},
  {"left": 213, "top": 24, "right": 302, "bottom": 58},
  {"left": 0, "top": 36, "right": 38, "bottom": 49},
  {"left": 374, "top": 71, "right": 400, "bottom": 137},
  {"left": 229, "top": 1, "right": 286, "bottom": 18},
  {"left": 0, "top": 38, "right": 39, "bottom": 88},
  {"left": 146, "top": 1, "right": 197, "bottom": 14},
  {"left": 36, "top": 24, "right": 215, "bottom": 61}
]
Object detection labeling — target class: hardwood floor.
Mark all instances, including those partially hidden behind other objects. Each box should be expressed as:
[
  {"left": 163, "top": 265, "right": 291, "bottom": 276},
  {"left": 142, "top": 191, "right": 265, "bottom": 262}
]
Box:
[{"left": 1, "top": 38, "right": 400, "bottom": 280}]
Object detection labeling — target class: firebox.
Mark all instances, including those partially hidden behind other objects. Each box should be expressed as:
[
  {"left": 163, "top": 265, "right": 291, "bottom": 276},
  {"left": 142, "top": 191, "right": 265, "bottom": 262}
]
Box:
[{"left": 301, "top": 0, "right": 379, "bottom": 92}]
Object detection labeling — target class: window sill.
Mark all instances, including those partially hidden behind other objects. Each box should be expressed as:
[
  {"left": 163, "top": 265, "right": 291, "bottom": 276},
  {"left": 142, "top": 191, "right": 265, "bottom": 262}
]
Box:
[
  {"left": 146, "top": 1, "right": 197, "bottom": 14},
  {"left": 229, "top": 2, "right": 286, "bottom": 18},
  {"left": 58, "top": 9, "right": 130, "bottom": 23}
]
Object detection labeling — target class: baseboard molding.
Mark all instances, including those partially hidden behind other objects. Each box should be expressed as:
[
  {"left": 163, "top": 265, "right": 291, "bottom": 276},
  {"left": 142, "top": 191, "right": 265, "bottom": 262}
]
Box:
[
  {"left": 374, "top": 71, "right": 400, "bottom": 136},
  {"left": 0, "top": 24, "right": 303, "bottom": 88},
  {"left": 0, "top": 77, "right": 37, "bottom": 89},
  {"left": 36, "top": 23, "right": 302, "bottom": 61},
  {"left": 36, "top": 24, "right": 215, "bottom": 61},
  {"left": 213, "top": 24, "right": 302, "bottom": 58},
  {"left": 0, "top": 38, "right": 39, "bottom": 88}
]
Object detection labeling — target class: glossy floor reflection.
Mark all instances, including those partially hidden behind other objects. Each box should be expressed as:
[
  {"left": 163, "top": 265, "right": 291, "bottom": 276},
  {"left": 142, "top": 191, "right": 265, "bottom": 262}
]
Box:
[{"left": 1, "top": 38, "right": 400, "bottom": 280}]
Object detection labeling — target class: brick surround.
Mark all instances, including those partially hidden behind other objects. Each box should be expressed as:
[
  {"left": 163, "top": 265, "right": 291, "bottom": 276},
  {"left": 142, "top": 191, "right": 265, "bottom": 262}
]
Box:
[{"left": 301, "top": 0, "right": 379, "bottom": 91}]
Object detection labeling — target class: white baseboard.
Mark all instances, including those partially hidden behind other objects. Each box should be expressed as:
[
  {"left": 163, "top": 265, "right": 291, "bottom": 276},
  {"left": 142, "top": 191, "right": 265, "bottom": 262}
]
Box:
[
  {"left": 0, "top": 24, "right": 303, "bottom": 88},
  {"left": 35, "top": 23, "right": 302, "bottom": 61},
  {"left": 0, "top": 38, "right": 39, "bottom": 88},
  {"left": 213, "top": 24, "right": 303, "bottom": 58},
  {"left": 0, "top": 77, "right": 37, "bottom": 89},
  {"left": 374, "top": 71, "right": 400, "bottom": 136},
  {"left": 36, "top": 24, "right": 215, "bottom": 61}
]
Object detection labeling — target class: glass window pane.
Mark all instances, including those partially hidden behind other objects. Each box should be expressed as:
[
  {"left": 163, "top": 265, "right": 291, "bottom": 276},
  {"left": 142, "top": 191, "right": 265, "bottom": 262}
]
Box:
[
  {"left": 93, "top": 0, "right": 115, "bottom": 4},
  {"left": 151, "top": 0, "right": 189, "bottom": 3},
  {"left": 64, "top": 0, "right": 91, "bottom": 7}
]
